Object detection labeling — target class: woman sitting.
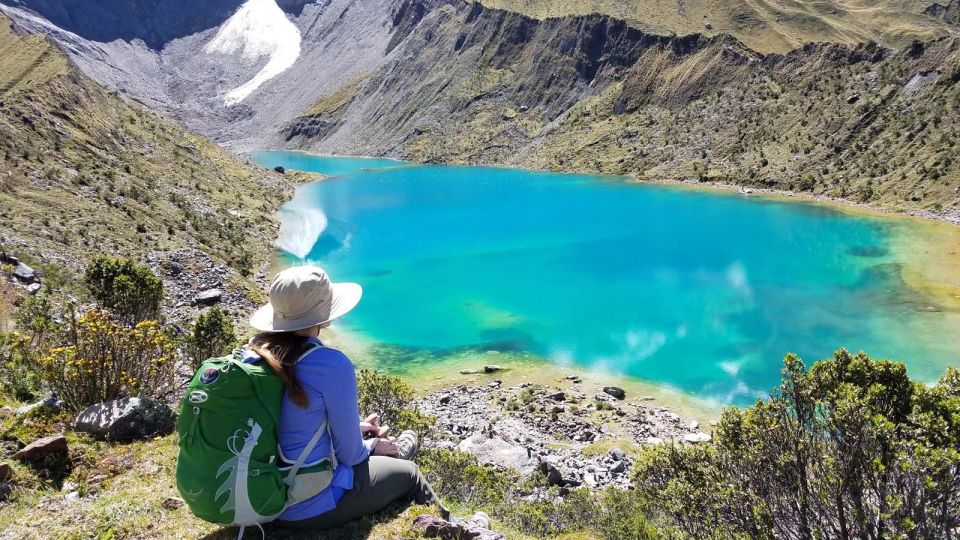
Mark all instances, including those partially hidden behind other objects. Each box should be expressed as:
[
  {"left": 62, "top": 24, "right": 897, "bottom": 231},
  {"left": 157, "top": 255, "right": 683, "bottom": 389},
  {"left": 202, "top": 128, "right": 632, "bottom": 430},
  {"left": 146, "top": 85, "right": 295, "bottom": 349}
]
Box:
[{"left": 243, "top": 265, "right": 446, "bottom": 530}]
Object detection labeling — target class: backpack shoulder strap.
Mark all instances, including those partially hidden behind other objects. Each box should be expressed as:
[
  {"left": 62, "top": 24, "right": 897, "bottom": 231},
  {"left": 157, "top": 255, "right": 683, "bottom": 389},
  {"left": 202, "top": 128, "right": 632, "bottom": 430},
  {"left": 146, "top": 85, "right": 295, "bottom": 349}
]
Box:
[{"left": 281, "top": 342, "right": 332, "bottom": 486}]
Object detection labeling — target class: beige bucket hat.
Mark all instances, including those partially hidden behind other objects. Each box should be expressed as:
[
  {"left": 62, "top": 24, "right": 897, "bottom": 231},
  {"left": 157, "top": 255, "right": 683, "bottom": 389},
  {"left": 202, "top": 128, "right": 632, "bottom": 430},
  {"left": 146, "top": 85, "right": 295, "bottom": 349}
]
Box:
[{"left": 250, "top": 265, "right": 362, "bottom": 332}]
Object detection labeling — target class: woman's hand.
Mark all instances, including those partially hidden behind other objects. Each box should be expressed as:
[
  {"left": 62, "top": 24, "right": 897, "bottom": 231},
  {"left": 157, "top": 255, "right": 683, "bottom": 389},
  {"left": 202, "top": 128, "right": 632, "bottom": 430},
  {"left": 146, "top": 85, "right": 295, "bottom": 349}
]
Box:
[
  {"left": 360, "top": 413, "right": 390, "bottom": 438},
  {"left": 372, "top": 438, "right": 399, "bottom": 457}
]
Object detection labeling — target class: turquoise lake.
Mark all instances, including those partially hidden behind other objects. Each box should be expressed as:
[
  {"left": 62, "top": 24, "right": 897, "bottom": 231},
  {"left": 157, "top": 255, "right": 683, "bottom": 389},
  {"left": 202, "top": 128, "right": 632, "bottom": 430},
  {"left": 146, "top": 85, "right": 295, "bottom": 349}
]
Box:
[{"left": 253, "top": 151, "right": 959, "bottom": 406}]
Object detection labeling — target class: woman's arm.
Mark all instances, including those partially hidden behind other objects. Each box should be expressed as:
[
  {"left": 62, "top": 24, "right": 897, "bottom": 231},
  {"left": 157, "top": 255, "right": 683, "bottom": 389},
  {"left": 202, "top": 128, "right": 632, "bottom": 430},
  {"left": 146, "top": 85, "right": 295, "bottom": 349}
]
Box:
[{"left": 319, "top": 351, "right": 371, "bottom": 466}]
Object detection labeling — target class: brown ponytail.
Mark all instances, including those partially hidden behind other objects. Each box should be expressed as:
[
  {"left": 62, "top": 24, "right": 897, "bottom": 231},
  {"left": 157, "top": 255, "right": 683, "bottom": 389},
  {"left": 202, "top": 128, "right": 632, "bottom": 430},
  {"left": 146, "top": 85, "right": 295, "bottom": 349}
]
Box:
[{"left": 249, "top": 332, "right": 310, "bottom": 408}]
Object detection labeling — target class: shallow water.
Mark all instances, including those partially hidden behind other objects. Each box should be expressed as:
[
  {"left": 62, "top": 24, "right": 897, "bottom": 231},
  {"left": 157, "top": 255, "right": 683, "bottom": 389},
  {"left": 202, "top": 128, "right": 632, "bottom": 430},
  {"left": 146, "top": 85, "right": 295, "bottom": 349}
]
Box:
[{"left": 253, "top": 151, "right": 960, "bottom": 406}]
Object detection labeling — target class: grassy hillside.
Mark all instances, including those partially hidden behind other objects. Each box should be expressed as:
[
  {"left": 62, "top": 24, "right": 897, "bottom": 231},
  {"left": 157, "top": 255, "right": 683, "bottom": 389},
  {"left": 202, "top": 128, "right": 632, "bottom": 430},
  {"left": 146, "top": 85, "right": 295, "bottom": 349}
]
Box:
[
  {"left": 0, "top": 13, "right": 296, "bottom": 279},
  {"left": 479, "top": 0, "right": 957, "bottom": 53}
]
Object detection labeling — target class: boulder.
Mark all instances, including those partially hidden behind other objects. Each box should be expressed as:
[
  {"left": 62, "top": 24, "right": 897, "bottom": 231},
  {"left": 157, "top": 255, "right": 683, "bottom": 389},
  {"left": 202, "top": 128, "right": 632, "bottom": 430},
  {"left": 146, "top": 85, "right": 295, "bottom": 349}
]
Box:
[
  {"left": 603, "top": 386, "right": 626, "bottom": 400},
  {"left": 26, "top": 283, "right": 42, "bottom": 295},
  {"left": 846, "top": 93, "right": 860, "bottom": 104},
  {"left": 12, "top": 262, "right": 37, "bottom": 283},
  {"left": 457, "top": 433, "right": 537, "bottom": 474},
  {"left": 547, "top": 391, "right": 566, "bottom": 402},
  {"left": 273, "top": 166, "right": 286, "bottom": 174},
  {"left": 192, "top": 288, "right": 223, "bottom": 306},
  {"left": 483, "top": 365, "right": 502, "bottom": 373},
  {"left": 73, "top": 397, "right": 175, "bottom": 441},
  {"left": 12, "top": 435, "right": 68, "bottom": 462}
]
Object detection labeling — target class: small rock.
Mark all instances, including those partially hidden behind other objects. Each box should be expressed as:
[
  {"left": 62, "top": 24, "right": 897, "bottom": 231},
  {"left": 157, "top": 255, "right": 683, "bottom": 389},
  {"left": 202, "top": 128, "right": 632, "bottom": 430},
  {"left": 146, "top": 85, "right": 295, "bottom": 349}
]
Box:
[
  {"left": 16, "top": 395, "right": 65, "bottom": 417},
  {"left": 460, "top": 369, "right": 479, "bottom": 375},
  {"left": 0, "top": 462, "right": 13, "bottom": 482},
  {"left": 26, "top": 283, "right": 42, "bottom": 295},
  {"left": 603, "top": 386, "right": 626, "bottom": 400},
  {"left": 483, "top": 365, "right": 502, "bottom": 373},
  {"left": 273, "top": 166, "right": 286, "bottom": 174},
  {"left": 413, "top": 514, "right": 504, "bottom": 540},
  {"left": 13, "top": 435, "right": 68, "bottom": 463},
  {"left": 74, "top": 397, "right": 175, "bottom": 441},
  {"left": 438, "top": 393, "right": 452, "bottom": 405},
  {"left": 645, "top": 437, "right": 664, "bottom": 445},
  {"left": 846, "top": 93, "right": 860, "bottom": 104},
  {"left": 12, "top": 262, "right": 37, "bottom": 283},
  {"left": 162, "top": 497, "right": 184, "bottom": 510},
  {"left": 609, "top": 448, "right": 626, "bottom": 461},
  {"left": 610, "top": 460, "right": 626, "bottom": 474},
  {"left": 682, "top": 432, "right": 712, "bottom": 444},
  {"left": 539, "top": 461, "right": 564, "bottom": 486},
  {"left": 192, "top": 288, "right": 223, "bottom": 306},
  {"left": 547, "top": 391, "right": 566, "bottom": 402},
  {"left": 690, "top": 420, "right": 699, "bottom": 431}
]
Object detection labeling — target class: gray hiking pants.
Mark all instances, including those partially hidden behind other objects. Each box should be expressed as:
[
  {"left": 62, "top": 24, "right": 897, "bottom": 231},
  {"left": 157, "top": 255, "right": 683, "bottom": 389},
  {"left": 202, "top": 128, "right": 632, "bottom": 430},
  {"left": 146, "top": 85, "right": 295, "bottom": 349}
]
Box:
[{"left": 275, "top": 456, "right": 445, "bottom": 531}]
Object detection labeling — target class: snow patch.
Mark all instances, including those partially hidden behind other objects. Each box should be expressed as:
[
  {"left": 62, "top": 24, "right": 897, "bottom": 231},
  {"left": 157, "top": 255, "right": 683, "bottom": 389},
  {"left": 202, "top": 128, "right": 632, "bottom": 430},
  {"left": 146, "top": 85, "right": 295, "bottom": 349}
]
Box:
[{"left": 204, "top": 0, "right": 302, "bottom": 105}]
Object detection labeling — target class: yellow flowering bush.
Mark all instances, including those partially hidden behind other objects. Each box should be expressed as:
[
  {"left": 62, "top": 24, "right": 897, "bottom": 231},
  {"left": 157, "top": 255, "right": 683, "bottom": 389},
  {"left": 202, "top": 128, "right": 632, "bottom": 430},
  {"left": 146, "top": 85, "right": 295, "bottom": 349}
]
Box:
[{"left": 36, "top": 309, "right": 176, "bottom": 410}]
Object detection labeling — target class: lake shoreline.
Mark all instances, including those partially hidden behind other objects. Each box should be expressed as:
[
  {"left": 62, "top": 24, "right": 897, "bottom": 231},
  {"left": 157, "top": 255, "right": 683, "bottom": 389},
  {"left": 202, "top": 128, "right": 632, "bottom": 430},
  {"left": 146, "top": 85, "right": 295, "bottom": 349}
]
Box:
[{"left": 632, "top": 175, "right": 960, "bottom": 227}]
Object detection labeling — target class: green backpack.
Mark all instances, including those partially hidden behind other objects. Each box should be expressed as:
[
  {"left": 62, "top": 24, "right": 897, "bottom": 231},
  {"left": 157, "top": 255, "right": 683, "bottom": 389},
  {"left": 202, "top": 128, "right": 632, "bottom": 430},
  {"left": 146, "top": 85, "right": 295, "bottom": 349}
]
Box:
[{"left": 176, "top": 346, "right": 335, "bottom": 535}]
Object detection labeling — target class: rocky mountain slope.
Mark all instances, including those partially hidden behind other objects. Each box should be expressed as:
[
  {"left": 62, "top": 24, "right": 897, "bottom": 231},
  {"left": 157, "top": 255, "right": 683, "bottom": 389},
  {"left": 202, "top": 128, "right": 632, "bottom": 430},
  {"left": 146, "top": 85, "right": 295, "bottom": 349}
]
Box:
[
  {"left": 1, "top": 0, "right": 958, "bottom": 219},
  {"left": 0, "top": 0, "right": 436, "bottom": 146},
  {"left": 285, "top": 2, "right": 960, "bottom": 217},
  {"left": 0, "top": 12, "right": 295, "bottom": 283}
]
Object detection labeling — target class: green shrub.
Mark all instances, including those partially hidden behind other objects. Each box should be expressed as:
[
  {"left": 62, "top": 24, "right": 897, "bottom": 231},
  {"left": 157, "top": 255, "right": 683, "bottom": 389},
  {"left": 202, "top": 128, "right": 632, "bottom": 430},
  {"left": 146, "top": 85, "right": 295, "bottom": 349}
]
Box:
[
  {"left": 36, "top": 309, "right": 176, "bottom": 410},
  {"left": 632, "top": 350, "right": 960, "bottom": 538},
  {"left": 184, "top": 307, "right": 236, "bottom": 370},
  {"left": 356, "top": 369, "right": 435, "bottom": 437},
  {"left": 0, "top": 332, "right": 39, "bottom": 401},
  {"left": 84, "top": 256, "right": 164, "bottom": 324}
]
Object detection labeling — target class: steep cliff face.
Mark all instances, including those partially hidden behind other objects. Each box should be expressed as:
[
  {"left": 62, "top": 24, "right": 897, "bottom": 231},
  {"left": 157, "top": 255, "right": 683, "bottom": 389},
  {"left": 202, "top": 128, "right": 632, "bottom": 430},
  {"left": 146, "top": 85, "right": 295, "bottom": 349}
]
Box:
[{"left": 284, "top": 1, "right": 960, "bottom": 217}]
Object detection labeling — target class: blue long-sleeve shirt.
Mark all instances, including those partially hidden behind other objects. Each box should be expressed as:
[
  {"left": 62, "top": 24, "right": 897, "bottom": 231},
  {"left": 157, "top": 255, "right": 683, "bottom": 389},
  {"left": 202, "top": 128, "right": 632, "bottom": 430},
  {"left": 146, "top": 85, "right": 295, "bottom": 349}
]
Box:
[{"left": 242, "top": 336, "right": 370, "bottom": 521}]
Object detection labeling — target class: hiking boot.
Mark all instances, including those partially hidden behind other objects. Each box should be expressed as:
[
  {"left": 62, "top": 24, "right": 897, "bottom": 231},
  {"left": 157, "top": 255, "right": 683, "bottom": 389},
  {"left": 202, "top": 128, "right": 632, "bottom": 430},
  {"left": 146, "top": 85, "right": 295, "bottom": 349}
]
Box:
[{"left": 396, "top": 430, "right": 419, "bottom": 461}]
